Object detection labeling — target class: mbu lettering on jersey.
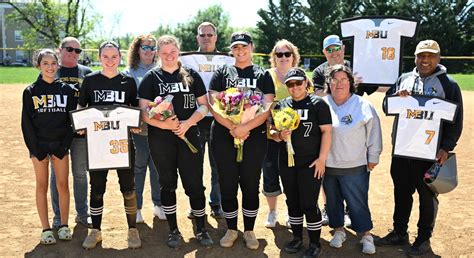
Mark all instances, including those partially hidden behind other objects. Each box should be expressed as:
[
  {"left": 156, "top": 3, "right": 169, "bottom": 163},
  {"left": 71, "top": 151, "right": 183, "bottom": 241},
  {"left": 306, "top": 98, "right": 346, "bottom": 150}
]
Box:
[
  {"left": 226, "top": 78, "right": 257, "bottom": 88},
  {"left": 366, "top": 30, "right": 388, "bottom": 39},
  {"left": 406, "top": 109, "right": 434, "bottom": 120},
  {"left": 94, "top": 121, "right": 120, "bottom": 131},
  {"left": 94, "top": 90, "right": 125, "bottom": 103},
  {"left": 296, "top": 109, "right": 308, "bottom": 120},
  {"left": 158, "top": 82, "right": 190, "bottom": 95},
  {"left": 198, "top": 64, "right": 224, "bottom": 73},
  {"left": 32, "top": 95, "right": 68, "bottom": 112}
]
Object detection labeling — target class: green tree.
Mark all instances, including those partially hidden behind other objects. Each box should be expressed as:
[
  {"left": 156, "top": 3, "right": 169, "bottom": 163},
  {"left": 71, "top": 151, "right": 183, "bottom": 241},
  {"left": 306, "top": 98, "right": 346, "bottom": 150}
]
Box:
[
  {"left": 254, "top": 0, "right": 309, "bottom": 55},
  {"left": 6, "top": 0, "right": 99, "bottom": 48},
  {"left": 151, "top": 4, "right": 232, "bottom": 52}
]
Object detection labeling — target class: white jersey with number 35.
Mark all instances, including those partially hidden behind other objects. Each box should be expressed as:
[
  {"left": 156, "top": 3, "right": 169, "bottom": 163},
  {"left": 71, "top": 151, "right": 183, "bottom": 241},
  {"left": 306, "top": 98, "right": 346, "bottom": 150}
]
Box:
[
  {"left": 340, "top": 17, "right": 418, "bottom": 85},
  {"left": 386, "top": 95, "right": 457, "bottom": 161},
  {"left": 71, "top": 106, "right": 140, "bottom": 171}
]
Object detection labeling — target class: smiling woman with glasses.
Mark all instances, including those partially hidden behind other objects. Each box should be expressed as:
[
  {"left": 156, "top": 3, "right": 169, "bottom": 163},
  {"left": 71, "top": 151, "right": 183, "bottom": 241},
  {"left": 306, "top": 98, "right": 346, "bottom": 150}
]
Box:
[
  {"left": 262, "top": 39, "right": 304, "bottom": 231},
  {"left": 124, "top": 34, "right": 167, "bottom": 225},
  {"left": 322, "top": 64, "right": 382, "bottom": 255}
]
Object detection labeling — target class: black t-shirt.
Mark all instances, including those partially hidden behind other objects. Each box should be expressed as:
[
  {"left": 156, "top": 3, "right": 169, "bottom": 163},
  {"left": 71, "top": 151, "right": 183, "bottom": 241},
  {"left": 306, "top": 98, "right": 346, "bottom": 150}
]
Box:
[
  {"left": 312, "top": 60, "right": 351, "bottom": 90},
  {"left": 21, "top": 79, "right": 77, "bottom": 157},
  {"left": 209, "top": 64, "right": 275, "bottom": 132},
  {"left": 138, "top": 66, "right": 207, "bottom": 132},
  {"left": 79, "top": 71, "right": 138, "bottom": 107},
  {"left": 274, "top": 94, "right": 332, "bottom": 157},
  {"left": 58, "top": 64, "right": 93, "bottom": 91}
]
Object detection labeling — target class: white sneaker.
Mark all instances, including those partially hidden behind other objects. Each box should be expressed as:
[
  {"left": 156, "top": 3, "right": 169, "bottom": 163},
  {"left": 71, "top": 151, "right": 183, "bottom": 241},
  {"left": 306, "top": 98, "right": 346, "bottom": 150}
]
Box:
[
  {"left": 265, "top": 210, "right": 277, "bottom": 228},
  {"left": 153, "top": 205, "right": 167, "bottom": 220},
  {"left": 82, "top": 229, "right": 102, "bottom": 249},
  {"left": 344, "top": 209, "right": 352, "bottom": 227},
  {"left": 360, "top": 235, "right": 376, "bottom": 254},
  {"left": 136, "top": 209, "right": 144, "bottom": 224},
  {"left": 329, "top": 230, "right": 346, "bottom": 248},
  {"left": 220, "top": 229, "right": 238, "bottom": 248}
]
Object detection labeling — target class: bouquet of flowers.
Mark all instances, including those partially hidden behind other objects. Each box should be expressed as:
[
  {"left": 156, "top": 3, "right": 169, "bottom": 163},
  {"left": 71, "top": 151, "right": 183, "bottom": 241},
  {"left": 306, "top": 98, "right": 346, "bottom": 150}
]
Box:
[
  {"left": 211, "top": 87, "right": 271, "bottom": 162},
  {"left": 271, "top": 107, "right": 300, "bottom": 167},
  {"left": 147, "top": 95, "right": 198, "bottom": 153}
]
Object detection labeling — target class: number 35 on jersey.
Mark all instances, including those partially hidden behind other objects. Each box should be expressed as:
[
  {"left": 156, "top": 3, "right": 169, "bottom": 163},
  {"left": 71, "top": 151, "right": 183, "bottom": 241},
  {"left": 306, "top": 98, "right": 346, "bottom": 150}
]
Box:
[{"left": 70, "top": 106, "right": 140, "bottom": 171}]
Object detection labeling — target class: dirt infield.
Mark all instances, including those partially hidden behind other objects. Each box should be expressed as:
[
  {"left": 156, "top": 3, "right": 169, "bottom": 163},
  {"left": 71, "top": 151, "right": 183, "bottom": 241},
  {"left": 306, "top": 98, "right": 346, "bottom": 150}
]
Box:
[{"left": 1, "top": 83, "right": 473, "bottom": 257}]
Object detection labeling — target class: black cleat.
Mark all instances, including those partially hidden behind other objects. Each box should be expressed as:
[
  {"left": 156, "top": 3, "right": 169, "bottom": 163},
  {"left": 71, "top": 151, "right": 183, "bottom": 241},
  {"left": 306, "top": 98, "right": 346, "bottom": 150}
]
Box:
[
  {"left": 407, "top": 239, "right": 431, "bottom": 257},
  {"left": 196, "top": 229, "right": 213, "bottom": 247},
  {"left": 167, "top": 229, "right": 183, "bottom": 250},
  {"left": 284, "top": 237, "right": 303, "bottom": 253},
  {"left": 302, "top": 243, "right": 322, "bottom": 258},
  {"left": 375, "top": 230, "right": 409, "bottom": 246}
]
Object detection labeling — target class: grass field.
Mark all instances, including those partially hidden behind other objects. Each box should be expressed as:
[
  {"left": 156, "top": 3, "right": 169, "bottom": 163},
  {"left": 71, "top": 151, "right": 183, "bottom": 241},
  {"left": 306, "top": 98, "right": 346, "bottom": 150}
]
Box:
[{"left": 1, "top": 66, "right": 472, "bottom": 90}]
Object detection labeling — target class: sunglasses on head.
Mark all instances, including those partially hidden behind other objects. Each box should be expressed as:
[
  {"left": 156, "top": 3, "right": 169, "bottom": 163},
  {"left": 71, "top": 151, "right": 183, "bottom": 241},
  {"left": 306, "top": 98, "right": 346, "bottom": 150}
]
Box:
[
  {"left": 325, "top": 45, "right": 342, "bottom": 53},
  {"left": 275, "top": 52, "right": 292, "bottom": 58},
  {"left": 64, "top": 46, "right": 82, "bottom": 54},
  {"left": 286, "top": 80, "right": 304, "bottom": 88},
  {"left": 140, "top": 45, "right": 156, "bottom": 51},
  {"left": 199, "top": 34, "right": 214, "bottom": 38}
]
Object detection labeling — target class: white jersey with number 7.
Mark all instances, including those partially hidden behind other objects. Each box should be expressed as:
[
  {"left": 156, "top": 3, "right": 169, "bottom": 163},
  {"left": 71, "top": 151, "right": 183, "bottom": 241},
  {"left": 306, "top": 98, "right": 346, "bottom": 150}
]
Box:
[{"left": 386, "top": 95, "right": 458, "bottom": 161}]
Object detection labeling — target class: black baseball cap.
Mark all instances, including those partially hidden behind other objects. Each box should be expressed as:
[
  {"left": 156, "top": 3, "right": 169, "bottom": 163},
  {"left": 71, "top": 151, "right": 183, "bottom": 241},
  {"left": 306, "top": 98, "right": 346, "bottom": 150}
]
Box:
[
  {"left": 284, "top": 67, "right": 307, "bottom": 84},
  {"left": 230, "top": 33, "right": 253, "bottom": 48}
]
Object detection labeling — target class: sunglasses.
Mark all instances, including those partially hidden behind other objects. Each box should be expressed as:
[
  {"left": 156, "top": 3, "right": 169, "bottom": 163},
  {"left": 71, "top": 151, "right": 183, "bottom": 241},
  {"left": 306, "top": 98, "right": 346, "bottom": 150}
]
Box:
[
  {"left": 286, "top": 80, "right": 304, "bottom": 88},
  {"left": 140, "top": 45, "right": 156, "bottom": 51},
  {"left": 64, "top": 46, "right": 82, "bottom": 54},
  {"left": 325, "top": 45, "right": 342, "bottom": 53},
  {"left": 275, "top": 52, "right": 292, "bottom": 58},
  {"left": 199, "top": 34, "right": 214, "bottom": 38}
]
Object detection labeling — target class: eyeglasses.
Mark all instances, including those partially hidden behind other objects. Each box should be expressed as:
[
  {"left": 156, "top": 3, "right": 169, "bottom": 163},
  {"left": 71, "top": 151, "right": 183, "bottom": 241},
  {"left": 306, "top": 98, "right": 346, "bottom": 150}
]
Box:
[
  {"left": 286, "top": 80, "right": 304, "bottom": 88},
  {"left": 330, "top": 78, "right": 350, "bottom": 85},
  {"left": 199, "top": 34, "right": 214, "bottom": 38},
  {"left": 275, "top": 52, "right": 292, "bottom": 58},
  {"left": 325, "top": 45, "right": 342, "bottom": 53},
  {"left": 64, "top": 46, "right": 82, "bottom": 54},
  {"left": 140, "top": 45, "right": 156, "bottom": 51}
]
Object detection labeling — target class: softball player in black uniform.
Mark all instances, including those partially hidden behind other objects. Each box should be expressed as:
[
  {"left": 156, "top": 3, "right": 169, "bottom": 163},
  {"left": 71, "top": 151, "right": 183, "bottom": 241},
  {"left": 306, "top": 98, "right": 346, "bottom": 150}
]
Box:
[
  {"left": 138, "top": 35, "right": 212, "bottom": 249},
  {"left": 78, "top": 41, "right": 141, "bottom": 249},
  {"left": 209, "top": 32, "right": 275, "bottom": 250},
  {"left": 21, "top": 49, "right": 76, "bottom": 244},
  {"left": 271, "top": 68, "right": 332, "bottom": 258}
]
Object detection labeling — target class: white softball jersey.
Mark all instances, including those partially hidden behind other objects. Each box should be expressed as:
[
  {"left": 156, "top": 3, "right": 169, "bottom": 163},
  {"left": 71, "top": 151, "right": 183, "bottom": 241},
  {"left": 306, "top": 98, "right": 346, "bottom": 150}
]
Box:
[{"left": 71, "top": 106, "right": 140, "bottom": 171}]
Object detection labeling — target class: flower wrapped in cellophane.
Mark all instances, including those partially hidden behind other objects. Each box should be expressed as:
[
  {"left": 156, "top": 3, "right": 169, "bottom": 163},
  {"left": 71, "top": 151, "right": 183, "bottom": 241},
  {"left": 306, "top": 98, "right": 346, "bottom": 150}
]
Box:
[
  {"left": 211, "top": 87, "right": 271, "bottom": 162},
  {"left": 271, "top": 107, "right": 300, "bottom": 167},
  {"left": 147, "top": 95, "right": 198, "bottom": 153}
]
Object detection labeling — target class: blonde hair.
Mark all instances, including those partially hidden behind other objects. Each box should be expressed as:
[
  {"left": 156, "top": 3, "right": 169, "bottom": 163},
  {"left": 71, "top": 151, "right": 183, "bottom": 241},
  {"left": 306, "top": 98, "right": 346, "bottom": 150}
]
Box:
[
  {"left": 156, "top": 35, "right": 193, "bottom": 86},
  {"left": 269, "top": 39, "right": 300, "bottom": 68}
]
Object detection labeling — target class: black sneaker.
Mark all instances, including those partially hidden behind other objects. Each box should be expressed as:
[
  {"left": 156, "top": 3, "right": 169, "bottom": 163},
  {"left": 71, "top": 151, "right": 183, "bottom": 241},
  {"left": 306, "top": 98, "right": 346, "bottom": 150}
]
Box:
[
  {"left": 284, "top": 237, "right": 303, "bottom": 253},
  {"left": 302, "top": 243, "right": 322, "bottom": 258},
  {"left": 196, "top": 229, "right": 213, "bottom": 247},
  {"left": 407, "top": 239, "right": 431, "bottom": 257},
  {"left": 187, "top": 209, "right": 195, "bottom": 219},
  {"left": 167, "top": 229, "right": 183, "bottom": 250},
  {"left": 375, "top": 230, "right": 409, "bottom": 246},
  {"left": 210, "top": 205, "right": 224, "bottom": 219}
]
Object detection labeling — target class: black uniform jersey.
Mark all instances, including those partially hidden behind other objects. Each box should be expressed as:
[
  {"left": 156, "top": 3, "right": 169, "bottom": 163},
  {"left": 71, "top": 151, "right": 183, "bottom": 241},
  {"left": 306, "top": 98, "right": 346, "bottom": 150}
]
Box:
[
  {"left": 21, "top": 78, "right": 77, "bottom": 157},
  {"left": 209, "top": 64, "right": 275, "bottom": 132},
  {"left": 138, "top": 66, "right": 207, "bottom": 130},
  {"left": 274, "top": 94, "right": 332, "bottom": 157},
  {"left": 79, "top": 71, "right": 138, "bottom": 107}
]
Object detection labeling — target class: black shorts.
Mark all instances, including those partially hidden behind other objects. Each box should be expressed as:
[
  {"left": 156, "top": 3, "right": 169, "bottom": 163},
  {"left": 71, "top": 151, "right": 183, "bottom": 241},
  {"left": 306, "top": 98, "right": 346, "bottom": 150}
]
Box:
[{"left": 30, "top": 141, "right": 68, "bottom": 160}]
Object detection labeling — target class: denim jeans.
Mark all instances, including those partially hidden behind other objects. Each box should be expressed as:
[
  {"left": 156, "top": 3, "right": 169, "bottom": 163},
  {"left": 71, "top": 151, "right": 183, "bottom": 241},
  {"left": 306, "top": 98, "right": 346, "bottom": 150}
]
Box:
[
  {"left": 262, "top": 139, "right": 282, "bottom": 196},
  {"left": 199, "top": 117, "right": 221, "bottom": 207},
  {"left": 323, "top": 167, "right": 373, "bottom": 233},
  {"left": 50, "top": 137, "right": 89, "bottom": 225},
  {"left": 133, "top": 133, "right": 161, "bottom": 209}
]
